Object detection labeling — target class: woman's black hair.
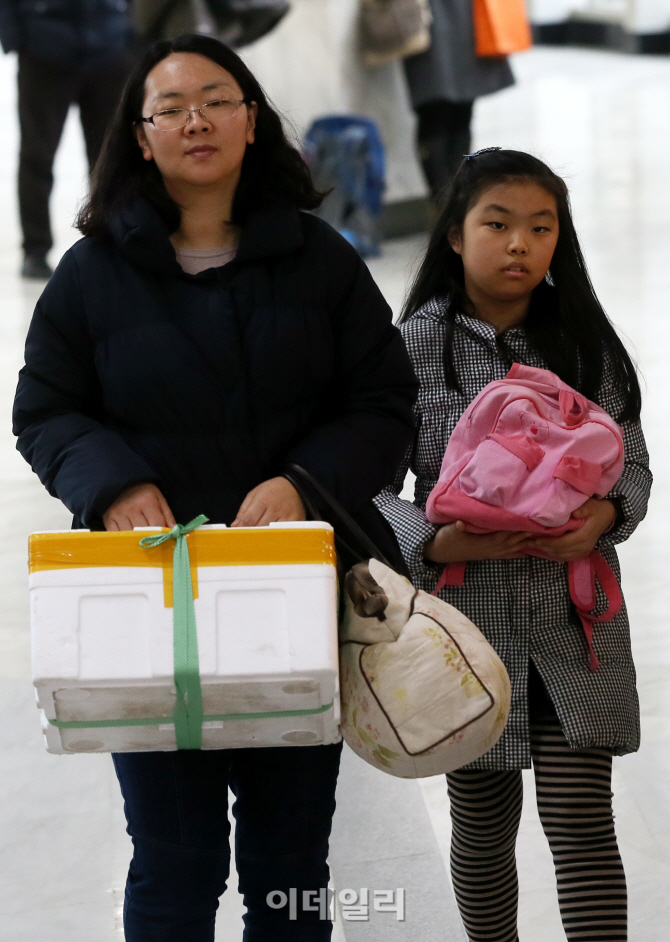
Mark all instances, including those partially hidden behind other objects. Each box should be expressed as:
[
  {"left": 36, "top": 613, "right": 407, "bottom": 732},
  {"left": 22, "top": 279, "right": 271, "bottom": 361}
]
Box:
[
  {"left": 76, "top": 34, "right": 324, "bottom": 235},
  {"left": 402, "top": 149, "right": 641, "bottom": 421}
]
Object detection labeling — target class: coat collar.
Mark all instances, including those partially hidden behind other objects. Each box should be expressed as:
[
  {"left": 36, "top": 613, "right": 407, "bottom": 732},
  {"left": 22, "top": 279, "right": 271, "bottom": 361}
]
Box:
[
  {"left": 456, "top": 311, "right": 522, "bottom": 341},
  {"left": 108, "top": 196, "right": 305, "bottom": 277},
  {"left": 236, "top": 199, "right": 304, "bottom": 264},
  {"left": 413, "top": 299, "right": 526, "bottom": 346}
]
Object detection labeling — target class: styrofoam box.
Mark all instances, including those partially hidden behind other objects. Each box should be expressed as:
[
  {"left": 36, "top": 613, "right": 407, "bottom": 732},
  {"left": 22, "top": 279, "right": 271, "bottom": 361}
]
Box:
[{"left": 30, "top": 522, "right": 341, "bottom": 754}]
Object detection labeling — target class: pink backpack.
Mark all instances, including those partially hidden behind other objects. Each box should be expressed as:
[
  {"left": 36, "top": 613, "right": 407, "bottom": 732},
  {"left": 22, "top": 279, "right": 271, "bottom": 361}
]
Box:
[{"left": 425, "top": 363, "right": 625, "bottom": 671}]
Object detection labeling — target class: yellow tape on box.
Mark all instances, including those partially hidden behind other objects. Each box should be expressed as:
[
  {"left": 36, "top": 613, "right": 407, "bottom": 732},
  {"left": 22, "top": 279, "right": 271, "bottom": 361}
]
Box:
[{"left": 29, "top": 525, "right": 337, "bottom": 607}]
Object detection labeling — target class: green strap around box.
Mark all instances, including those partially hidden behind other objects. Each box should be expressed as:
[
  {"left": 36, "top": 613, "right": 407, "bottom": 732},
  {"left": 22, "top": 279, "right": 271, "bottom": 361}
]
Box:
[
  {"left": 140, "top": 515, "right": 208, "bottom": 749},
  {"left": 49, "top": 516, "right": 332, "bottom": 745},
  {"left": 48, "top": 701, "right": 334, "bottom": 730}
]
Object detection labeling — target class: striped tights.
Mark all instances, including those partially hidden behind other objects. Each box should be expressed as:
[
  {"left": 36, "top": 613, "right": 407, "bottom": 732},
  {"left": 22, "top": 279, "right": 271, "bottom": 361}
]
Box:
[{"left": 446, "top": 710, "right": 627, "bottom": 942}]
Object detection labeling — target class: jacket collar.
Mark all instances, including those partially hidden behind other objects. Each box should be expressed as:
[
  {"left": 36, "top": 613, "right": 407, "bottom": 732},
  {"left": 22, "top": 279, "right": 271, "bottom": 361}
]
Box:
[
  {"left": 236, "top": 198, "right": 304, "bottom": 263},
  {"left": 413, "top": 299, "right": 525, "bottom": 346},
  {"left": 108, "top": 196, "right": 305, "bottom": 277}
]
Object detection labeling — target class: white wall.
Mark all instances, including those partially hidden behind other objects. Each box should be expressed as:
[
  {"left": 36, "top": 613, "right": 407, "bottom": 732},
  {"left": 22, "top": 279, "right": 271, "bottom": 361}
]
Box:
[
  {"left": 529, "top": 0, "right": 670, "bottom": 32},
  {"left": 529, "top": 0, "right": 590, "bottom": 24},
  {"left": 240, "top": 0, "right": 427, "bottom": 202},
  {"left": 239, "top": 0, "right": 670, "bottom": 205},
  {"left": 629, "top": 0, "right": 670, "bottom": 32}
]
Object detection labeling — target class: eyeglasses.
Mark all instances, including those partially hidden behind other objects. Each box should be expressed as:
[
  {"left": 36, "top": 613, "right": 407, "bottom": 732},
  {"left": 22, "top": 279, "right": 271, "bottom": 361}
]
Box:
[{"left": 139, "top": 98, "right": 249, "bottom": 131}]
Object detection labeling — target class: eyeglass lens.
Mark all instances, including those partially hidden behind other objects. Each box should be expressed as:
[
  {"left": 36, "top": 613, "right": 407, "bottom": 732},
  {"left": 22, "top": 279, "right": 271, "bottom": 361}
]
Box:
[{"left": 152, "top": 100, "right": 243, "bottom": 130}]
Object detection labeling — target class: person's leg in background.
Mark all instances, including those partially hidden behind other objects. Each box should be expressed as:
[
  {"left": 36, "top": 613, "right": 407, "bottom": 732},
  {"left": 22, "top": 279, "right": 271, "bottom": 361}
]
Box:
[
  {"left": 112, "top": 750, "right": 232, "bottom": 942},
  {"left": 414, "top": 99, "right": 474, "bottom": 203},
  {"left": 231, "top": 741, "right": 343, "bottom": 942},
  {"left": 77, "top": 52, "right": 135, "bottom": 170},
  {"left": 17, "top": 55, "right": 74, "bottom": 279},
  {"left": 531, "top": 709, "right": 628, "bottom": 941},
  {"left": 446, "top": 767, "right": 523, "bottom": 942}
]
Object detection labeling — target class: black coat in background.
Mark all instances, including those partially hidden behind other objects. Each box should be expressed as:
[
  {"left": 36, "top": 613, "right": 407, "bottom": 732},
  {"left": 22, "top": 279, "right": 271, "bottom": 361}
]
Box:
[
  {"left": 403, "top": 0, "right": 513, "bottom": 107},
  {"left": 0, "top": 0, "right": 132, "bottom": 66},
  {"left": 13, "top": 198, "right": 418, "bottom": 555}
]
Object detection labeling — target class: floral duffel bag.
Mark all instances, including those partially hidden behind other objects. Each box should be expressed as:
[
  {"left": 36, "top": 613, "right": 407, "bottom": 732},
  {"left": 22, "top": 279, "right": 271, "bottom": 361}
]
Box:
[
  {"left": 282, "top": 465, "right": 511, "bottom": 780},
  {"left": 338, "top": 558, "right": 510, "bottom": 778}
]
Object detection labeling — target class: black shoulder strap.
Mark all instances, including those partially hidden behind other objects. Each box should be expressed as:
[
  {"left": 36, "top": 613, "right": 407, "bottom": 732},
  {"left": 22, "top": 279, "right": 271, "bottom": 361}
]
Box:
[{"left": 283, "top": 463, "right": 392, "bottom": 569}]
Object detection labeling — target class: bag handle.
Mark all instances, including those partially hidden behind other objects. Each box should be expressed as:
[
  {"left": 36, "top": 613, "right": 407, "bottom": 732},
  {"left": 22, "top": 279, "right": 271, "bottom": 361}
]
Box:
[
  {"left": 283, "top": 463, "right": 392, "bottom": 568},
  {"left": 559, "top": 388, "right": 589, "bottom": 426}
]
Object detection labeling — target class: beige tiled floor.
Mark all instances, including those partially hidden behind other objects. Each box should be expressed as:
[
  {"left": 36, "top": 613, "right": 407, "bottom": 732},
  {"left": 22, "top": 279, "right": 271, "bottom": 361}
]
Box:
[{"left": 1, "top": 44, "right": 669, "bottom": 941}]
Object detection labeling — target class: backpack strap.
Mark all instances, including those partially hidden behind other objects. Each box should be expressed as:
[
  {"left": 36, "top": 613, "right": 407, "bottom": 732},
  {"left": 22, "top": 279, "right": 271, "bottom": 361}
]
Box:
[
  {"left": 432, "top": 562, "right": 467, "bottom": 594},
  {"left": 432, "top": 552, "right": 621, "bottom": 673},
  {"left": 568, "top": 551, "right": 622, "bottom": 672}
]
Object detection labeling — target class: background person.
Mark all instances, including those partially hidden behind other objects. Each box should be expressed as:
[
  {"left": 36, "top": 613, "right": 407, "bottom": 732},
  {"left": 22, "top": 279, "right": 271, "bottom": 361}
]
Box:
[
  {"left": 0, "top": 0, "right": 134, "bottom": 279},
  {"left": 403, "top": 0, "right": 514, "bottom": 201},
  {"left": 12, "top": 34, "right": 417, "bottom": 940},
  {"left": 376, "top": 149, "right": 650, "bottom": 941}
]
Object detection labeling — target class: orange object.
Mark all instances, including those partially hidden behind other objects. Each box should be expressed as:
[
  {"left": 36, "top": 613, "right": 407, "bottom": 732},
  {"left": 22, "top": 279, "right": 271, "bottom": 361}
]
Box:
[{"left": 473, "top": 0, "right": 533, "bottom": 57}]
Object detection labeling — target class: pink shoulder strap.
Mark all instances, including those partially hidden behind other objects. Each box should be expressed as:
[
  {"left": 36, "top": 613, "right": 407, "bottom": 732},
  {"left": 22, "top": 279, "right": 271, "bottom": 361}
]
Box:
[
  {"left": 568, "top": 552, "right": 622, "bottom": 671},
  {"left": 433, "top": 552, "right": 621, "bottom": 673},
  {"left": 432, "top": 562, "right": 466, "bottom": 595}
]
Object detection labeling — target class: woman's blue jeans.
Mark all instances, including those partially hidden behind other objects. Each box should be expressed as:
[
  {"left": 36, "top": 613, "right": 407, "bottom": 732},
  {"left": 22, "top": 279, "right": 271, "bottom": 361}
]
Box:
[{"left": 113, "top": 741, "right": 343, "bottom": 941}]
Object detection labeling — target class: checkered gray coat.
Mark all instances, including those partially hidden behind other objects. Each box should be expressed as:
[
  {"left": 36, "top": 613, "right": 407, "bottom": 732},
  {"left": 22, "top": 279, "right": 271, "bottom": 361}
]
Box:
[{"left": 374, "top": 301, "right": 652, "bottom": 769}]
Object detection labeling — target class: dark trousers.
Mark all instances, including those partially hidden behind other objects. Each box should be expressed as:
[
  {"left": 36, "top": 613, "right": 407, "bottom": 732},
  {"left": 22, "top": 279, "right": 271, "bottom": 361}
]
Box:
[
  {"left": 17, "top": 52, "right": 132, "bottom": 257},
  {"left": 415, "top": 99, "right": 474, "bottom": 201},
  {"left": 113, "top": 741, "right": 343, "bottom": 941}
]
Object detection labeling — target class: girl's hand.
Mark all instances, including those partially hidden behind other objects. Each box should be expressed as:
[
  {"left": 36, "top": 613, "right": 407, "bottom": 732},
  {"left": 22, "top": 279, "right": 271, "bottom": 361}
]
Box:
[
  {"left": 103, "top": 483, "right": 176, "bottom": 531},
  {"left": 232, "top": 477, "right": 306, "bottom": 527},
  {"left": 424, "top": 520, "right": 532, "bottom": 563},
  {"left": 523, "top": 498, "right": 616, "bottom": 562}
]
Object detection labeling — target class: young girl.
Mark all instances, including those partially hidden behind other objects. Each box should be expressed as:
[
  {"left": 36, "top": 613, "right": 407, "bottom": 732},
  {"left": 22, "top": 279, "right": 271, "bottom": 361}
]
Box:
[{"left": 375, "top": 148, "right": 651, "bottom": 942}]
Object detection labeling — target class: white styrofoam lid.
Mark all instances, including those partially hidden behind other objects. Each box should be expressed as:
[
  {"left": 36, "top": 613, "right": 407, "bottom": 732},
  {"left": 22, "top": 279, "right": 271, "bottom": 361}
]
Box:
[{"left": 30, "top": 522, "right": 334, "bottom": 535}]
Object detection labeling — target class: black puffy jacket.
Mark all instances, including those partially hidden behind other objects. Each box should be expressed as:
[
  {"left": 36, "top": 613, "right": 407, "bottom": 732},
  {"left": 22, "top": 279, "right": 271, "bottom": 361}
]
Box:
[
  {"left": 0, "top": 0, "right": 132, "bottom": 66},
  {"left": 13, "top": 198, "right": 418, "bottom": 553}
]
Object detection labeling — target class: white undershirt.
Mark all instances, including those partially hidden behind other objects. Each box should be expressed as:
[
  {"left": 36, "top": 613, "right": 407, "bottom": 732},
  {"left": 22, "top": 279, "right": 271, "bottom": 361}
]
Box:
[{"left": 175, "top": 244, "right": 237, "bottom": 275}]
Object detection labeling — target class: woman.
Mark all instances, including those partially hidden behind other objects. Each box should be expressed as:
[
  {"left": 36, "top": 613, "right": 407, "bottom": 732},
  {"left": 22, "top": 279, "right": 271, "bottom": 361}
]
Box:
[
  {"left": 13, "top": 34, "right": 417, "bottom": 941},
  {"left": 404, "top": 0, "right": 514, "bottom": 200}
]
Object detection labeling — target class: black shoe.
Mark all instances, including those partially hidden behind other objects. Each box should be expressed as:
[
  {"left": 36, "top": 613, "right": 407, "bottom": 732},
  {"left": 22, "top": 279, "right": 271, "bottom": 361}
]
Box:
[{"left": 21, "top": 255, "right": 53, "bottom": 280}]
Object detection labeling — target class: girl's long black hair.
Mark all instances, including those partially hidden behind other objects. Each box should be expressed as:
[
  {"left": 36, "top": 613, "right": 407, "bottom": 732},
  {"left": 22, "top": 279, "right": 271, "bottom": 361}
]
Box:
[
  {"left": 76, "top": 34, "right": 324, "bottom": 236},
  {"left": 402, "top": 149, "right": 641, "bottom": 422}
]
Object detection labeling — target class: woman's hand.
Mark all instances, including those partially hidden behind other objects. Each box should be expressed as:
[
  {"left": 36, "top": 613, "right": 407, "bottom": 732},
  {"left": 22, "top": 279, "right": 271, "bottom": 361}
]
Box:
[
  {"left": 424, "top": 520, "right": 532, "bottom": 563},
  {"left": 523, "top": 498, "right": 616, "bottom": 562},
  {"left": 232, "top": 477, "right": 306, "bottom": 527},
  {"left": 103, "top": 483, "right": 176, "bottom": 531}
]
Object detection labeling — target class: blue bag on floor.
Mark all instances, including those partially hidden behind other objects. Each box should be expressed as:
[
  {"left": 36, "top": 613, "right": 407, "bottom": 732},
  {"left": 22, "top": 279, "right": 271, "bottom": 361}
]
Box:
[{"left": 303, "top": 115, "right": 386, "bottom": 258}]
